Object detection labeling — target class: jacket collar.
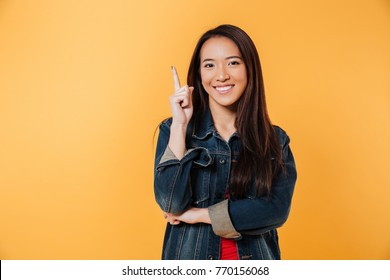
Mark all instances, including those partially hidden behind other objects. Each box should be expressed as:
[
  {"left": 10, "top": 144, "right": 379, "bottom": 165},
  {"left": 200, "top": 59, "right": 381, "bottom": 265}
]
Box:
[{"left": 192, "top": 108, "right": 215, "bottom": 139}]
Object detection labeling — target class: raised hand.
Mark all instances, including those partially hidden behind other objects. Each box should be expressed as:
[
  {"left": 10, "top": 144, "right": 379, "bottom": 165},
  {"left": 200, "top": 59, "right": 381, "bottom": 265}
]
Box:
[{"left": 169, "top": 66, "right": 194, "bottom": 126}]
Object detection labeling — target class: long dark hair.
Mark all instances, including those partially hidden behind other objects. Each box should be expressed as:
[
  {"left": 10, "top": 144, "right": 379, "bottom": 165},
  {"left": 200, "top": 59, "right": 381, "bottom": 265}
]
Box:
[{"left": 187, "top": 24, "right": 283, "bottom": 197}]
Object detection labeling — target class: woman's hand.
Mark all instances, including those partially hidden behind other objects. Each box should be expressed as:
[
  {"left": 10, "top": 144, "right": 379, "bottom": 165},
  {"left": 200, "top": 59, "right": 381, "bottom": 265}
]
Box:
[
  {"left": 163, "top": 208, "right": 211, "bottom": 225},
  {"left": 170, "top": 66, "right": 194, "bottom": 127},
  {"left": 167, "top": 66, "right": 194, "bottom": 160}
]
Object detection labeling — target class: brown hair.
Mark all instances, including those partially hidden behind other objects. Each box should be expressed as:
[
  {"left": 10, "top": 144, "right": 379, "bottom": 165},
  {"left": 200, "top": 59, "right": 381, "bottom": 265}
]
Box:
[{"left": 187, "top": 24, "right": 283, "bottom": 197}]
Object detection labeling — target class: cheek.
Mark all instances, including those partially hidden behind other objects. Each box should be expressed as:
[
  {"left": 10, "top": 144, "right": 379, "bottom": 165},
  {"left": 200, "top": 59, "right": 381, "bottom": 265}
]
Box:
[
  {"left": 238, "top": 73, "right": 248, "bottom": 90},
  {"left": 201, "top": 82, "right": 212, "bottom": 95},
  {"left": 239, "top": 69, "right": 248, "bottom": 83},
  {"left": 200, "top": 76, "right": 213, "bottom": 95},
  {"left": 200, "top": 70, "right": 212, "bottom": 83}
]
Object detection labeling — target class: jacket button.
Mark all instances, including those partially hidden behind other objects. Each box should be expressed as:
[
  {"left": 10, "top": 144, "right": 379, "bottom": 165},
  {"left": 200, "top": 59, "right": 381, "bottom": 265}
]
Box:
[{"left": 219, "top": 159, "right": 225, "bottom": 164}]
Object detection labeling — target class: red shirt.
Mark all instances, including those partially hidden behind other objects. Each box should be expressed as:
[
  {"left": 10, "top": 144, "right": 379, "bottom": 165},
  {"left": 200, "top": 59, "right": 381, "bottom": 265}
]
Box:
[
  {"left": 220, "top": 192, "right": 239, "bottom": 260},
  {"left": 221, "top": 238, "right": 239, "bottom": 259}
]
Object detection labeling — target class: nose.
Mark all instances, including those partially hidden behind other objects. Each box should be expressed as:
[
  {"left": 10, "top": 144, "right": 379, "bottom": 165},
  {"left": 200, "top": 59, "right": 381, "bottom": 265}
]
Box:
[{"left": 216, "top": 66, "right": 230, "bottom": 82}]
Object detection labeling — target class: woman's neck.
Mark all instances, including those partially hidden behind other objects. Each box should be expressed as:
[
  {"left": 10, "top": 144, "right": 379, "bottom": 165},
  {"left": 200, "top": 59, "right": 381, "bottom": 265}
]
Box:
[{"left": 209, "top": 104, "right": 237, "bottom": 142}]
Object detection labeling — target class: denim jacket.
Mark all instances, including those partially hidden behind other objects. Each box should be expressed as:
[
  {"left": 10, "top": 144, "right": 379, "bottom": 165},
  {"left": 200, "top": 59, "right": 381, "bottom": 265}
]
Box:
[{"left": 154, "top": 109, "right": 297, "bottom": 260}]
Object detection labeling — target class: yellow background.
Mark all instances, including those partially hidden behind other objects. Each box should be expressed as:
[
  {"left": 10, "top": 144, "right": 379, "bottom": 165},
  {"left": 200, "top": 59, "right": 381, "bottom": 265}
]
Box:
[{"left": 0, "top": 0, "right": 389, "bottom": 259}]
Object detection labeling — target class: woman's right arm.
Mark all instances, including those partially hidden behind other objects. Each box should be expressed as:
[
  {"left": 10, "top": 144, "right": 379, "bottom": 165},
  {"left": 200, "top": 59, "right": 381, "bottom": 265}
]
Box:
[
  {"left": 154, "top": 66, "right": 198, "bottom": 214},
  {"left": 154, "top": 119, "right": 211, "bottom": 214},
  {"left": 167, "top": 66, "right": 194, "bottom": 160}
]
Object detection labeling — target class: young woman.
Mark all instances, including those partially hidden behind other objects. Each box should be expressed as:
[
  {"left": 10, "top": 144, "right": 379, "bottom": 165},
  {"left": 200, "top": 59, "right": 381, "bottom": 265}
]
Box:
[{"left": 154, "top": 24, "right": 297, "bottom": 260}]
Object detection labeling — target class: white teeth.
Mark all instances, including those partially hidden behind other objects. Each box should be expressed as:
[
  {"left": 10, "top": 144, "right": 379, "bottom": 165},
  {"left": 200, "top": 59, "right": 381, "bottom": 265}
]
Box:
[{"left": 215, "top": 85, "right": 233, "bottom": 92}]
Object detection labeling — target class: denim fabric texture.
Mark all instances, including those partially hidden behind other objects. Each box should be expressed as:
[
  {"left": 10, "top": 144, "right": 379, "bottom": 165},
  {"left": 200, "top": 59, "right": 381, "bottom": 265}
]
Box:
[{"left": 154, "top": 108, "right": 297, "bottom": 260}]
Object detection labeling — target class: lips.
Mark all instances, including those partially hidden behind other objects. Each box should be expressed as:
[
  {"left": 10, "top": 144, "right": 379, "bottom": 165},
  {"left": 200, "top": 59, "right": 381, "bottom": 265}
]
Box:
[{"left": 214, "top": 84, "right": 235, "bottom": 93}]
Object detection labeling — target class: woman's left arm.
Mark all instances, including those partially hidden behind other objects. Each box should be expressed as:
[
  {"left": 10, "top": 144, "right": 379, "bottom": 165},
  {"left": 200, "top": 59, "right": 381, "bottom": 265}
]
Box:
[
  {"left": 208, "top": 132, "right": 297, "bottom": 238},
  {"left": 164, "top": 208, "right": 211, "bottom": 225}
]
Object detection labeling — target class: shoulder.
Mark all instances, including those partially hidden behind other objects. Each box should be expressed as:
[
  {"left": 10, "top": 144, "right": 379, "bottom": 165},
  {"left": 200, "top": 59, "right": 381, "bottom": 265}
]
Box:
[
  {"left": 272, "top": 125, "right": 290, "bottom": 147},
  {"left": 160, "top": 117, "right": 173, "bottom": 130}
]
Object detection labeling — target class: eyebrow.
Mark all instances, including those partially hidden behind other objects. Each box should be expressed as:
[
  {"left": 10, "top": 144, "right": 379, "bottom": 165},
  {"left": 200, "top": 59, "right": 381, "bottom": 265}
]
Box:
[{"left": 201, "top": 56, "right": 243, "bottom": 63}]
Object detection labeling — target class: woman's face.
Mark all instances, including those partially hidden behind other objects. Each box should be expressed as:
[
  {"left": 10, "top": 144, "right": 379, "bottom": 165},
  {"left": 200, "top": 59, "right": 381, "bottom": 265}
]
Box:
[{"left": 200, "top": 36, "right": 247, "bottom": 112}]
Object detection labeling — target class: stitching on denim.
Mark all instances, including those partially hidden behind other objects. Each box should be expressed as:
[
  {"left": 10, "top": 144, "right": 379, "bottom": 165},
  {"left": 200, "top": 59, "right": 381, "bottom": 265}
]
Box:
[
  {"left": 175, "top": 225, "right": 186, "bottom": 259},
  {"left": 193, "top": 225, "right": 203, "bottom": 259},
  {"left": 166, "top": 163, "right": 182, "bottom": 213}
]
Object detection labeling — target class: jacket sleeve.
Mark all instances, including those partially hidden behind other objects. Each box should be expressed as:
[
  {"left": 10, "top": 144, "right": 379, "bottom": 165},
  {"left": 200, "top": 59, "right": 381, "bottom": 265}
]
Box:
[
  {"left": 154, "top": 119, "right": 212, "bottom": 214},
  {"left": 208, "top": 128, "right": 297, "bottom": 238}
]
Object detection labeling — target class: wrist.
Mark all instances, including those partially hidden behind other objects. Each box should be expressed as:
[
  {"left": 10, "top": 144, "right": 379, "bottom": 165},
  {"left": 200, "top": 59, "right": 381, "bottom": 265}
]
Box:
[
  {"left": 199, "top": 208, "right": 211, "bottom": 224},
  {"left": 170, "top": 122, "right": 188, "bottom": 131},
  {"left": 168, "top": 123, "right": 187, "bottom": 160}
]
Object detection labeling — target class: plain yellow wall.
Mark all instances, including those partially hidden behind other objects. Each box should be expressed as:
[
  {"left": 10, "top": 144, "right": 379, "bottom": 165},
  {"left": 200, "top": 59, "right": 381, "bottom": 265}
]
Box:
[{"left": 0, "top": 0, "right": 389, "bottom": 259}]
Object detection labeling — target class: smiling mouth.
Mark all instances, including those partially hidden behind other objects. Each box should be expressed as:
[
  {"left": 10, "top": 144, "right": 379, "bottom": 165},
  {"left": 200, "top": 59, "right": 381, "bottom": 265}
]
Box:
[{"left": 214, "top": 85, "right": 235, "bottom": 93}]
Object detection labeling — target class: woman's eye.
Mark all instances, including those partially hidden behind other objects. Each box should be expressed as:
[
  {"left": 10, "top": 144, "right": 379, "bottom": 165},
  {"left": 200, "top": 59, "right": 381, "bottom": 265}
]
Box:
[
  {"left": 204, "top": 63, "right": 214, "bottom": 68},
  {"left": 228, "top": 61, "right": 240, "bottom": 66}
]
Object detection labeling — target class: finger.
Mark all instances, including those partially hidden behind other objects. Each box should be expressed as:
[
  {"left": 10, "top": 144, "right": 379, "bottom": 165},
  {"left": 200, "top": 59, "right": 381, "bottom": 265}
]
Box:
[
  {"left": 171, "top": 66, "right": 181, "bottom": 92},
  {"left": 181, "top": 97, "right": 189, "bottom": 108},
  {"left": 170, "top": 92, "right": 187, "bottom": 106},
  {"left": 180, "top": 86, "right": 193, "bottom": 108},
  {"left": 170, "top": 220, "right": 181, "bottom": 225},
  {"left": 172, "top": 86, "right": 191, "bottom": 106},
  {"left": 180, "top": 86, "right": 189, "bottom": 107},
  {"left": 166, "top": 215, "right": 180, "bottom": 225}
]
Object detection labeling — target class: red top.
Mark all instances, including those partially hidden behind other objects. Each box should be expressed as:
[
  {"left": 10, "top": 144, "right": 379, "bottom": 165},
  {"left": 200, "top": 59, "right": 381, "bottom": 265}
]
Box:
[
  {"left": 220, "top": 192, "right": 239, "bottom": 260},
  {"left": 221, "top": 238, "right": 239, "bottom": 259}
]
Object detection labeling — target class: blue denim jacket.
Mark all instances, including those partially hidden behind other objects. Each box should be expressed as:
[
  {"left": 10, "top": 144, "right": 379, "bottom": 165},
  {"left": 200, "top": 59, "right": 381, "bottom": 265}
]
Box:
[{"left": 154, "top": 109, "right": 297, "bottom": 260}]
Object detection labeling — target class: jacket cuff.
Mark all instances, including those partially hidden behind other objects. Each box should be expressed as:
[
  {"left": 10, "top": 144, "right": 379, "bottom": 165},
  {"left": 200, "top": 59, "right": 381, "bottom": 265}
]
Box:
[
  {"left": 208, "top": 200, "right": 241, "bottom": 239},
  {"left": 159, "top": 146, "right": 178, "bottom": 164},
  {"left": 159, "top": 146, "right": 212, "bottom": 166}
]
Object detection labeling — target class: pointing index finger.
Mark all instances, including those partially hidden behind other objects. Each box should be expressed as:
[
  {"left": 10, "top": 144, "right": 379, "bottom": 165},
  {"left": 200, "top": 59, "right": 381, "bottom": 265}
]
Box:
[{"left": 171, "top": 66, "right": 181, "bottom": 91}]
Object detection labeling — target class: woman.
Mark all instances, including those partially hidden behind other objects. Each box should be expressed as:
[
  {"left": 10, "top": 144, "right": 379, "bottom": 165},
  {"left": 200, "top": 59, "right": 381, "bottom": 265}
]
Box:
[{"left": 154, "top": 24, "right": 297, "bottom": 260}]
